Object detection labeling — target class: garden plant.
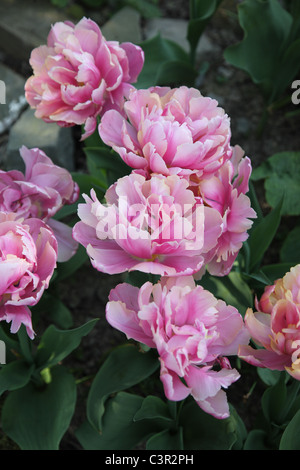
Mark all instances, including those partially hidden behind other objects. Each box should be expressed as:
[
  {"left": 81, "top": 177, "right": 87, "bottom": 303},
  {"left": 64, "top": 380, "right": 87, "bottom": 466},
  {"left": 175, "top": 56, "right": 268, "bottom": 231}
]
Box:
[{"left": 0, "top": 0, "right": 300, "bottom": 451}]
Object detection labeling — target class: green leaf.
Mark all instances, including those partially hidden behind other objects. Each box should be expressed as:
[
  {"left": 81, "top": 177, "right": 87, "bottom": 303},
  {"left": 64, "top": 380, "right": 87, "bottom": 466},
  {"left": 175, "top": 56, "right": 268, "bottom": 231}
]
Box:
[
  {"left": 34, "top": 319, "right": 98, "bottom": 369},
  {"left": 155, "top": 59, "right": 197, "bottom": 87},
  {"left": 247, "top": 180, "right": 263, "bottom": 225},
  {"left": 1, "top": 365, "right": 76, "bottom": 450},
  {"left": 71, "top": 172, "right": 106, "bottom": 199},
  {"left": 54, "top": 244, "right": 88, "bottom": 283},
  {"left": 224, "top": 0, "right": 293, "bottom": 103},
  {"left": 17, "top": 324, "right": 33, "bottom": 364},
  {"left": 180, "top": 399, "right": 238, "bottom": 450},
  {"left": 125, "top": 0, "right": 161, "bottom": 18},
  {"left": 84, "top": 146, "right": 131, "bottom": 184},
  {"left": 247, "top": 198, "right": 282, "bottom": 271},
  {"left": 280, "top": 409, "right": 300, "bottom": 450},
  {"left": 261, "top": 373, "right": 287, "bottom": 424},
  {"left": 253, "top": 151, "right": 300, "bottom": 215},
  {"left": 280, "top": 225, "right": 300, "bottom": 264},
  {"left": 243, "top": 429, "right": 271, "bottom": 450},
  {"left": 32, "top": 291, "right": 73, "bottom": 329},
  {"left": 188, "top": 0, "right": 223, "bottom": 62},
  {"left": 260, "top": 152, "right": 300, "bottom": 215},
  {"left": 0, "top": 325, "right": 20, "bottom": 362},
  {"left": 271, "top": 37, "right": 300, "bottom": 101},
  {"left": 146, "top": 427, "right": 184, "bottom": 450},
  {"left": 134, "top": 395, "right": 173, "bottom": 422},
  {"left": 0, "top": 360, "right": 35, "bottom": 396},
  {"left": 76, "top": 392, "right": 159, "bottom": 450},
  {"left": 199, "top": 271, "right": 253, "bottom": 315},
  {"left": 260, "top": 262, "right": 295, "bottom": 283},
  {"left": 87, "top": 344, "right": 159, "bottom": 431},
  {"left": 230, "top": 406, "right": 248, "bottom": 450},
  {"left": 257, "top": 368, "right": 284, "bottom": 387},
  {"left": 136, "top": 34, "right": 192, "bottom": 89}
]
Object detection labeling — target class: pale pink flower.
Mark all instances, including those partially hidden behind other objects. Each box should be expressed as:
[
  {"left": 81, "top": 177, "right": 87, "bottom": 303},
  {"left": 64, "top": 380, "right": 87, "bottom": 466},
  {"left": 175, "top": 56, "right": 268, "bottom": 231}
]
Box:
[
  {"left": 25, "top": 18, "right": 144, "bottom": 139},
  {"left": 106, "top": 276, "right": 249, "bottom": 419},
  {"left": 99, "top": 86, "right": 232, "bottom": 177},
  {"left": 239, "top": 265, "right": 300, "bottom": 380},
  {"left": 72, "top": 172, "right": 222, "bottom": 276},
  {"left": 0, "top": 212, "right": 58, "bottom": 338},
  {"left": 192, "top": 146, "right": 256, "bottom": 277},
  {"left": 0, "top": 146, "right": 79, "bottom": 261}
]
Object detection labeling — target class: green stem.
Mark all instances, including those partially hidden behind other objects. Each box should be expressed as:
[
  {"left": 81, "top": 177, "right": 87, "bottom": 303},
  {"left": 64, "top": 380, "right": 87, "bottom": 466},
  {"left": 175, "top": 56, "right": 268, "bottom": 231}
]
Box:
[{"left": 17, "top": 325, "right": 33, "bottom": 364}]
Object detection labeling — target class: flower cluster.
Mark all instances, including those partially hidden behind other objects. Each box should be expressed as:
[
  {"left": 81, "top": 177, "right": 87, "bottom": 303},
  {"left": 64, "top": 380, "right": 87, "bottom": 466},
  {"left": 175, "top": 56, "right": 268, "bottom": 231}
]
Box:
[
  {"left": 24, "top": 17, "right": 257, "bottom": 418},
  {"left": 74, "top": 87, "right": 256, "bottom": 278},
  {"left": 0, "top": 146, "right": 79, "bottom": 336},
  {"left": 239, "top": 265, "right": 300, "bottom": 380}
]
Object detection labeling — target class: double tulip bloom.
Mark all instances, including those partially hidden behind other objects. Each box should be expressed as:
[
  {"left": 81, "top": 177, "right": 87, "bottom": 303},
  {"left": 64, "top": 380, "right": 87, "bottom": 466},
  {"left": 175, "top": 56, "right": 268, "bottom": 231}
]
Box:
[
  {"left": 0, "top": 146, "right": 79, "bottom": 336},
  {"left": 99, "top": 86, "right": 232, "bottom": 178},
  {"left": 73, "top": 173, "right": 223, "bottom": 277},
  {"left": 0, "top": 146, "right": 79, "bottom": 262},
  {"left": 25, "top": 18, "right": 144, "bottom": 139},
  {"left": 0, "top": 213, "right": 58, "bottom": 338},
  {"left": 239, "top": 265, "right": 300, "bottom": 380},
  {"left": 106, "top": 276, "right": 250, "bottom": 419}
]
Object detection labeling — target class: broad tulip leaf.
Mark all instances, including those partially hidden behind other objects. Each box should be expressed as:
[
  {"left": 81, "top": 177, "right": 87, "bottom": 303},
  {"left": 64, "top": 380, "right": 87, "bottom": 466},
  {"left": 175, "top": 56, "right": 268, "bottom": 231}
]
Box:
[
  {"left": 200, "top": 271, "right": 253, "bottom": 315},
  {"left": 53, "top": 244, "right": 88, "bottom": 283},
  {"left": 34, "top": 319, "right": 98, "bottom": 369},
  {"left": 261, "top": 373, "right": 287, "bottom": 424},
  {"left": 146, "top": 427, "right": 184, "bottom": 450},
  {"left": 280, "top": 226, "right": 300, "bottom": 264},
  {"left": 180, "top": 399, "right": 238, "bottom": 450},
  {"left": 280, "top": 409, "right": 300, "bottom": 450},
  {"left": 125, "top": 0, "right": 161, "bottom": 18},
  {"left": 1, "top": 366, "right": 76, "bottom": 450},
  {"left": 76, "top": 392, "right": 160, "bottom": 450},
  {"left": 188, "top": 0, "right": 223, "bottom": 61},
  {"left": 32, "top": 291, "right": 73, "bottom": 329},
  {"left": 136, "top": 34, "right": 191, "bottom": 89},
  {"left": 247, "top": 198, "right": 282, "bottom": 271},
  {"left": 71, "top": 171, "right": 106, "bottom": 199},
  {"left": 134, "top": 395, "right": 173, "bottom": 422},
  {"left": 243, "top": 429, "right": 271, "bottom": 450},
  {"left": 224, "top": 0, "right": 293, "bottom": 103},
  {"left": 155, "top": 60, "right": 197, "bottom": 87},
  {"left": 252, "top": 151, "right": 300, "bottom": 215},
  {"left": 87, "top": 344, "right": 159, "bottom": 431},
  {"left": 257, "top": 368, "right": 284, "bottom": 387},
  {"left": 260, "top": 262, "right": 294, "bottom": 283},
  {"left": 84, "top": 146, "right": 131, "bottom": 184},
  {"left": 0, "top": 360, "right": 34, "bottom": 396}
]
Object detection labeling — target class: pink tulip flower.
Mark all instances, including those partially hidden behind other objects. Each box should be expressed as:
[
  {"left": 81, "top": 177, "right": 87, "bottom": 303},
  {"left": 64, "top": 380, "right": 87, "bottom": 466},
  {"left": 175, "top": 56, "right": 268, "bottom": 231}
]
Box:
[
  {"left": 72, "top": 172, "right": 223, "bottom": 276},
  {"left": 239, "top": 265, "right": 300, "bottom": 380},
  {"left": 25, "top": 18, "right": 144, "bottom": 139},
  {"left": 0, "top": 146, "right": 79, "bottom": 261},
  {"left": 99, "top": 86, "right": 232, "bottom": 177},
  {"left": 193, "top": 146, "right": 257, "bottom": 277},
  {"left": 0, "top": 212, "right": 58, "bottom": 338},
  {"left": 106, "top": 276, "right": 250, "bottom": 419}
]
